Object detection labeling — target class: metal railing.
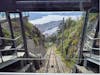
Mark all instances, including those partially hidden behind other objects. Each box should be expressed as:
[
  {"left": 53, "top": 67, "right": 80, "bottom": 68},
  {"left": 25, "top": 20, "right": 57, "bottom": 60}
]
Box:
[
  {"left": 0, "top": 12, "right": 29, "bottom": 21},
  {"left": 0, "top": 35, "right": 24, "bottom": 63}
]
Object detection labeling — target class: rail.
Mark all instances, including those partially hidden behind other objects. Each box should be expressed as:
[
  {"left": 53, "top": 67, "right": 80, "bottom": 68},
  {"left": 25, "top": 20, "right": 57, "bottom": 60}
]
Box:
[
  {"left": 86, "top": 35, "right": 100, "bottom": 40},
  {"left": 0, "top": 36, "right": 21, "bottom": 41},
  {"left": 45, "top": 49, "right": 52, "bottom": 72}
]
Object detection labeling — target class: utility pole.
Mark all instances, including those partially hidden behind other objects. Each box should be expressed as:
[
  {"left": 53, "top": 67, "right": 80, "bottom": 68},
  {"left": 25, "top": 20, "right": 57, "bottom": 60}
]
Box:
[
  {"left": 56, "top": 32, "right": 58, "bottom": 48},
  {"left": 61, "top": 18, "right": 64, "bottom": 55}
]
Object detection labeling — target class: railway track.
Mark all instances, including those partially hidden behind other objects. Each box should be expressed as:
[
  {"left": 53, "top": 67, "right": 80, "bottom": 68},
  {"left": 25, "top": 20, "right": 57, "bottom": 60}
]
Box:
[
  {"left": 53, "top": 50, "right": 60, "bottom": 73},
  {"left": 45, "top": 48, "right": 52, "bottom": 72},
  {"left": 45, "top": 47, "right": 60, "bottom": 73},
  {"left": 37, "top": 46, "right": 67, "bottom": 73}
]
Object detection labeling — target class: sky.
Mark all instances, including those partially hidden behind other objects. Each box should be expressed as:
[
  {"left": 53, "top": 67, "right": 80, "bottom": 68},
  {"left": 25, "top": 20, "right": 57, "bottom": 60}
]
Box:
[
  {"left": 29, "top": 11, "right": 83, "bottom": 25},
  {"left": 0, "top": 12, "right": 83, "bottom": 24}
]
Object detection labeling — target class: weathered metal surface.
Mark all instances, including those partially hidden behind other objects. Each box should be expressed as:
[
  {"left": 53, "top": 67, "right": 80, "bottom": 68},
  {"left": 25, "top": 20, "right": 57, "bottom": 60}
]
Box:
[{"left": 0, "top": 0, "right": 98, "bottom": 11}]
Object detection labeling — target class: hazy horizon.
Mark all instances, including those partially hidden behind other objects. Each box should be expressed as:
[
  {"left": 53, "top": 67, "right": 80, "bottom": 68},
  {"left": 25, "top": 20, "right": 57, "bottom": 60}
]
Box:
[{"left": 29, "top": 12, "right": 83, "bottom": 25}]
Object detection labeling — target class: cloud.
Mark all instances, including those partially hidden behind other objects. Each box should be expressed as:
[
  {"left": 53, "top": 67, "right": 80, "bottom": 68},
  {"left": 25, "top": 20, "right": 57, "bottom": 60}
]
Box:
[
  {"left": 29, "top": 14, "right": 81, "bottom": 24},
  {"left": 29, "top": 11, "right": 83, "bottom": 15}
]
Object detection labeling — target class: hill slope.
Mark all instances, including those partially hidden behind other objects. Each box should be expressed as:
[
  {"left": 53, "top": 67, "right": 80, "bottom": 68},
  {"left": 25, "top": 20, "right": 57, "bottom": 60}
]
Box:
[
  {"left": 56, "top": 17, "right": 83, "bottom": 70},
  {"left": 1, "top": 17, "right": 46, "bottom": 56},
  {"left": 36, "top": 20, "right": 61, "bottom": 33}
]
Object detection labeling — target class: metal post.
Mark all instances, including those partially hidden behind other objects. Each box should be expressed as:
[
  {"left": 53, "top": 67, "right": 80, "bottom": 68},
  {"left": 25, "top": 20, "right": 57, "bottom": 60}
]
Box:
[
  {"left": 61, "top": 18, "right": 64, "bottom": 55},
  {"left": 92, "top": 21, "right": 99, "bottom": 48},
  {"left": 6, "top": 12, "right": 16, "bottom": 48},
  {"left": 78, "top": 11, "right": 89, "bottom": 64},
  {"left": 0, "top": 22, "right": 4, "bottom": 62},
  {"left": 83, "top": 58, "right": 87, "bottom": 67},
  {"left": 0, "top": 52, "right": 3, "bottom": 62},
  {"left": 91, "top": 20, "right": 99, "bottom": 56},
  {"left": 0, "top": 22, "right": 5, "bottom": 47},
  {"left": 19, "top": 12, "right": 28, "bottom": 57}
]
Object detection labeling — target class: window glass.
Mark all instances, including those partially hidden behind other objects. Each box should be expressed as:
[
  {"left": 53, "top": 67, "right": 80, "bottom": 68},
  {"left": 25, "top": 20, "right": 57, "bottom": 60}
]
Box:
[{"left": 0, "top": 12, "right": 6, "bottom": 20}]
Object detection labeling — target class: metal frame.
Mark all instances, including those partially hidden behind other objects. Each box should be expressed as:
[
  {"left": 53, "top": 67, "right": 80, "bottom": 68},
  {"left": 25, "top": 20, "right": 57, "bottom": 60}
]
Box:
[
  {"left": 78, "top": 11, "right": 89, "bottom": 65},
  {"left": 92, "top": 21, "right": 99, "bottom": 48},
  {"left": 0, "top": 22, "right": 5, "bottom": 47},
  {"left": 0, "top": 12, "right": 28, "bottom": 63},
  {"left": 6, "top": 12, "right": 16, "bottom": 48},
  {"left": 0, "top": 0, "right": 99, "bottom": 12},
  {"left": 0, "top": 22, "right": 5, "bottom": 62},
  {"left": 0, "top": 0, "right": 99, "bottom": 72},
  {"left": 19, "top": 12, "right": 29, "bottom": 57},
  {"left": 0, "top": 12, "right": 29, "bottom": 71}
]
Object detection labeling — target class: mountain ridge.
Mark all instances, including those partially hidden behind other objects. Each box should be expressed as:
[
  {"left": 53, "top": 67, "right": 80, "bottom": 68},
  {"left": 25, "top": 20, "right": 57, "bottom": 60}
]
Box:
[{"left": 35, "top": 20, "right": 62, "bottom": 33}]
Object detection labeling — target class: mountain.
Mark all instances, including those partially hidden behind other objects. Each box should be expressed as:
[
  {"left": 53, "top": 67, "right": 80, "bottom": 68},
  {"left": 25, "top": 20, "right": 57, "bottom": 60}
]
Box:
[{"left": 35, "top": 20, "right": 62, "bottom": 33}]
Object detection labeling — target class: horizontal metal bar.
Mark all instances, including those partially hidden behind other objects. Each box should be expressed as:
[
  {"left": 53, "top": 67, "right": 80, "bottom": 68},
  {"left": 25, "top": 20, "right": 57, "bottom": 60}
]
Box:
[
  {"left": 86, "top": 43, "right": 100, "bottom": 50},
  {"left": 10, "top": 57, "right": 91, "bottom": 61},
  {"left": 87, "top": 57, "right": 100, "bottom": 65},
  {"left": 16, "top": 0, "right": 91, "bottom": 3},
  {"left": 0, "top": 48, "right": 24, "bottom": 52},
  {"left": 86, "top": 35, "right": 100, "bottom": 40},
  {"left": 0, "top": 36, "right": 21, "bottom": 41},
  {"left": 15, "top": 58, "right": 46, "bottom": 60},
  {"left": 0, "top": 44, "right": 24, "bottom": 52},
  {"left": 0, "top": 58, "right": 19, "bottom": 69},
  {"left": 0, "top": 37, "right": 15, "bottom": 41},
  {"left": 0, "top": 0, "right": 99, "bottom": 11},
  {"left": 15, "top": 35, "right": 21, "bottom": 40}
]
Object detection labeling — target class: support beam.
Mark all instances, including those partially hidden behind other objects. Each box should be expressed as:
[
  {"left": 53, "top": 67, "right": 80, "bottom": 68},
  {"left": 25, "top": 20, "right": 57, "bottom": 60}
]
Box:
[
  {"left": 0, "top": 0, "right": 96, "bottom": 12},
  {"left": 91, "top": 20, "right": 99, "bottom": 56},
  {"left": 0, "top": 22, "right": 5, "bottom": 47},
  {"left": 6, "top": 12, "right": 16, "bottom": 48},
  {"left": 19, "top": 12, "right": 28, "bottom": 57},
  {"left": 0, "top": 23, "right": 4, "bottom": 61},
  {"left": 92, "top": 21, "right": 99, "bottom": 48},
  {"left": 78, "top": 11, "right": 89, "bottom": 65}
]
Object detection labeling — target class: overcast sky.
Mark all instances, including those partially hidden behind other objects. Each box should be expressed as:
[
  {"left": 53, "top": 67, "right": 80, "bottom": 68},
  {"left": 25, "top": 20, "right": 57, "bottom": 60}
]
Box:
[
  {"left": 29, "top": 12, "right": 83, "bottom": 25},
  {"left": 0, "top": 12, "right": 83, "bottom": 24}
]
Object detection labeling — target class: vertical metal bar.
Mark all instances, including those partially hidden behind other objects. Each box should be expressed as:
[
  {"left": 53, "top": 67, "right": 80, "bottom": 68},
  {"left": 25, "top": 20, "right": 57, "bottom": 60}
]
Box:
[
  {"left": 78, "top": 11, "right": 89, "bottom": 64},
  {"left": 19, "top": 12, "right": 28, "bottom": 57},
  {"left": 0, "top": 52, "right": 3, "bottom": 62},
  {"left": 20, "top": 60, "right": 24, "bottom": 71},
  {"left": 0, "top": 22, "right": 4, "bottom": 62},
  {"left": 0, "top": 22, "right": 5, "bottom": 47},
  {"left": 83, "top": 58, "right": 87, "bottom": 67},
  {"left": 92, "top": 20, "right": 99, "bottom": 51},
  {"left": 5, "top": 12, "right": 16, "bottom": 48},
  {"left": 6, "top": 12, "right": 18, "bottom": 57}
]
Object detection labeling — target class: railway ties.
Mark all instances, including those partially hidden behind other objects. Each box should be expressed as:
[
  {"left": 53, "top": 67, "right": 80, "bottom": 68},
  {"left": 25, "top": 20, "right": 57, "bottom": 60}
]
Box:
[
  {"left": 37, "top": 46, "right": 66, "bottom": 73},
  {"left": 46, "top": 48, "right": 60, "bottom": 73}
]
